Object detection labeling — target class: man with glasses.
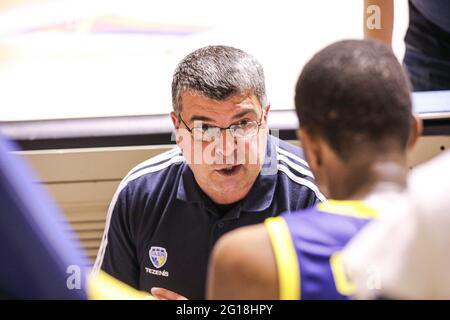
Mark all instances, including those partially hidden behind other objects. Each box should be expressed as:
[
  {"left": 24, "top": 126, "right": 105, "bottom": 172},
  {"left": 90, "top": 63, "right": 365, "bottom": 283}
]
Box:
[{"left": 93, "top": 45, "right": 322, "bottom": 299}]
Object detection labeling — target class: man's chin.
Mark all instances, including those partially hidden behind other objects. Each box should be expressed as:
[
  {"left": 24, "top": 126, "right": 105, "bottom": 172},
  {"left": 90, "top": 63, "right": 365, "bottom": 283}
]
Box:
[{"left": 209, "top": 181, "right": 253, "bottom": 204}]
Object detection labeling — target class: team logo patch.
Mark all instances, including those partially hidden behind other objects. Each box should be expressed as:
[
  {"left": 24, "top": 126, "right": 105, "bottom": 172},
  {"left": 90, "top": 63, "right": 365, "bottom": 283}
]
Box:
[{"left": 149, "top": 246, "right": 168, "bottom": 269}]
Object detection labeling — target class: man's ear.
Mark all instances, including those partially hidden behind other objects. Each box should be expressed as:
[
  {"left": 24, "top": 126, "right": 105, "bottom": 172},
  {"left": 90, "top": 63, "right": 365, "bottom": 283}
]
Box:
[
  {"left": 407, "top": 114, "right": 423, "bottom": 150},
  {"left": 170, "top": 112, "right": 184, "bottom": 145},
  {"left": 170, "top": 112, "right": 179, "bottom": 129}
]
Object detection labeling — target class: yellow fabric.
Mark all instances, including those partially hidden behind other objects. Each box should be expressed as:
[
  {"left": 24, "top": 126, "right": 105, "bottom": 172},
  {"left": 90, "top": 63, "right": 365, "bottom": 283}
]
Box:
[
  {"left": 88, "top": 270, "right": 156, "bottom": 300},
  {"left": 318, "top": 200, "right": 379, "bottom": 219},
  {"left": 265, "top": 217, "right": 300, "bottom": 300},
  {"left": 330, "top": 251, "right": 356, "bottom": 296}
]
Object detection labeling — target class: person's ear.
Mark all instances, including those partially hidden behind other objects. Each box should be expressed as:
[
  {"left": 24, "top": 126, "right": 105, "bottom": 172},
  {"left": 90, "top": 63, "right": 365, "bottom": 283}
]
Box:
[
  {"left": 407, "top": 114, "right": 423, "bottom": 150},
  {"left": 297, "top": 128, "right": 322, "bottom": 171},
  {"left": 170, "top": 112, "right": 185, "bottom": 145},
  {"left": 170, "top": 112, "right": 179, "bottom": 129}
]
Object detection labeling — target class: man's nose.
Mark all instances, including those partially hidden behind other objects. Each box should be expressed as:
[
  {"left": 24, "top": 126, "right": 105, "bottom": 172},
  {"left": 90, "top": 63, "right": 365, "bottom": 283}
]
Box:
[{"left": 214, "top": 129, "right": 236, "bottom": 158}]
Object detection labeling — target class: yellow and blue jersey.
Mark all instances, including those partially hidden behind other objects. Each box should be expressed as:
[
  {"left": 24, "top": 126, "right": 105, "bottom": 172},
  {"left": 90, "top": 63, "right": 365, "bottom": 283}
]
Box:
[{"left": 265, "top": 200, "right": 379, "bottom": 300}]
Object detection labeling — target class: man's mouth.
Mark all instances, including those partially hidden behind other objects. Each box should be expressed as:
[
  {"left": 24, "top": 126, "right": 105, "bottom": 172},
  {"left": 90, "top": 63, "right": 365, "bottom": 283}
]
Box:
[{"left": 215, "top": 165, "right": 242, "bottom": 176}]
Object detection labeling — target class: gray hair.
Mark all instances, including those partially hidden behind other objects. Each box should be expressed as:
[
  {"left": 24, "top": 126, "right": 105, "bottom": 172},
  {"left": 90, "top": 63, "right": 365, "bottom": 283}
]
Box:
[{"left": 171, "top": 45, "right": 267, "bottom": 116}]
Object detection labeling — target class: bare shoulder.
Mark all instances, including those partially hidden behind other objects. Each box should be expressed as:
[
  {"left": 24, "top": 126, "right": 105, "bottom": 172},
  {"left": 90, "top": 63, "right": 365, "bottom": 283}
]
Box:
[{"left": 207, "top": 223, "right": 278, "bottom": 299}]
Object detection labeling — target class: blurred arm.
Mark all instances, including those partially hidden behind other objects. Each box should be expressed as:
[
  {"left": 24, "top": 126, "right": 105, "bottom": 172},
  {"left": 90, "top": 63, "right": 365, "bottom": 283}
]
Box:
[{"left": 207, "top": 224, "right": 278, "bottom": 300}]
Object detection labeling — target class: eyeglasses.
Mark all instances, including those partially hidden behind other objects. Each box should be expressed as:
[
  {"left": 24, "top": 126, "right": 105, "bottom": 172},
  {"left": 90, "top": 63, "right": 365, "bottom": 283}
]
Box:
[{"left": 178, "top": 111, "right": 264, "bottom": 142}]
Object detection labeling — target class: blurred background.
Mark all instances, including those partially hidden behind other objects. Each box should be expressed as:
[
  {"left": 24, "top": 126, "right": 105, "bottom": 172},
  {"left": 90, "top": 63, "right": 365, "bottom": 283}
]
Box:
[{"left": 0, "top": 0, "right": 409, "bottom": 121}]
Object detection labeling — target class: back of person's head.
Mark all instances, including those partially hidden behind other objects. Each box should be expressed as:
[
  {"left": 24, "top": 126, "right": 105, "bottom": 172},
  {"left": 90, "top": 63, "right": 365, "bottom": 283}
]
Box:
[
  {"left": 172, "top": 45, "right": 267, "bottom": 116},
  {"left": 295, "top": 39, "right": 413, "bottom": 161}
]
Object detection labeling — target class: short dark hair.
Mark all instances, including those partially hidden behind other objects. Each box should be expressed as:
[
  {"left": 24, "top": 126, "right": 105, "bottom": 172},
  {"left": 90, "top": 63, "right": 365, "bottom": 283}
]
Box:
[
  {"left": 172, "top": 45, "right": 266, "bottom": 116},
  {"left": 295, "top": 40, "right": 413, "bottom": 160}
]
